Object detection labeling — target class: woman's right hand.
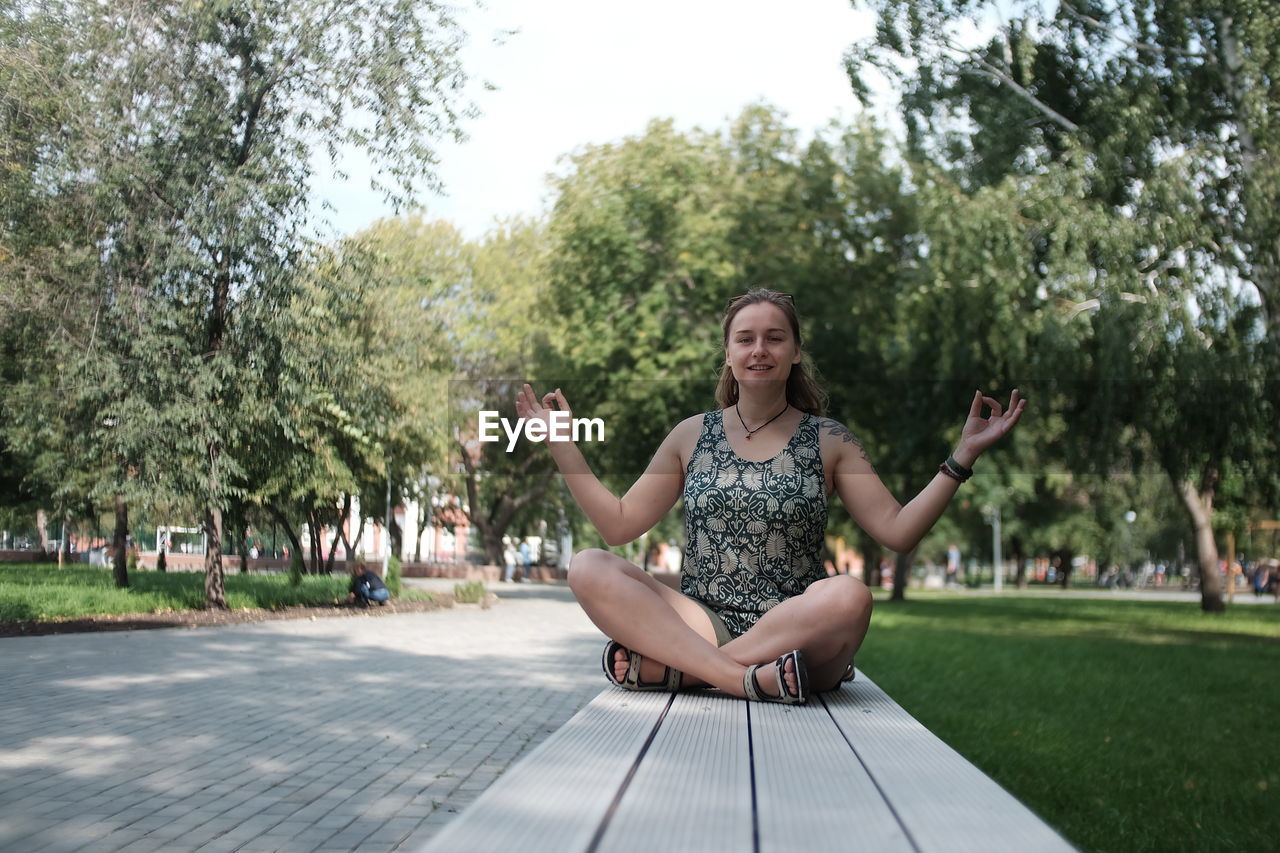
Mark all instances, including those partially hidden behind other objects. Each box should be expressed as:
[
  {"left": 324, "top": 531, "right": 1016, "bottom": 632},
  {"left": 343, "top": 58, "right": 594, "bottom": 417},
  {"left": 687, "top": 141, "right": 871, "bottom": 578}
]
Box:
[{"left": 515, "top": 384, "right": 572, "bottom": 434}]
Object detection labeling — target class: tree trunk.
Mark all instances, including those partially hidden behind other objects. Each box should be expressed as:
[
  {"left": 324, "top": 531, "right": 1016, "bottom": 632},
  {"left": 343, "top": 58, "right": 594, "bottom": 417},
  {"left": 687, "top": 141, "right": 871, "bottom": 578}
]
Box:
[
  {"left": 458, "top": 438, "right": 555, "bottom": 569},
  {"left": 326, "top": 524, "right": 343, "bottom": 573},
  {"left": 482, "top": 528, "right": 505, "bottom": 569},
  {"left": 864, "top": 542, "right": 883, "bottom": 588},
  {"left": 307, "top": 509, "right": 323, "bottom": 574},
  {"left": 203, "top": 506, "right": 226, "bottom": 609},
  {"left": 237, "top": 524, "right": 248, "bottom": 574},
  {"left": 36, "top": 508, "right": 49, "bottom": 553},
  {"left": 890, "top": 548, "right": 916, "bottom": 601},
  {"left": 112, "top": 495, "right": 129, "bottom": 588},
  {"left": 1176, "top": 469, "right": 1225, "bottom": 612},
  {"left": 266, "top": 505, "right": 306, "bottom": 566},
  {"left": 1056, "top": 547, "right": 1075, "bottom": 588},
  {"left": 415, "top": 499, "right": 426, "bottom": 563},
  {"left": 58, "top": 512, "right": 69, "bottom": 569},
  {"left": 324, "top": 493, "right": 350, "bottom": 574},
  {"left": 390, "top": 506, "right": 403, "bottom": 562},
  {"left": 337, "top": 493, "right": 364, "bottom": 563},
  {"left": 202, "top": 450, "right": 227, "bottom": 607},
  {"left": 1011, "top": 535, "right": 1028, "bottom": 589}
]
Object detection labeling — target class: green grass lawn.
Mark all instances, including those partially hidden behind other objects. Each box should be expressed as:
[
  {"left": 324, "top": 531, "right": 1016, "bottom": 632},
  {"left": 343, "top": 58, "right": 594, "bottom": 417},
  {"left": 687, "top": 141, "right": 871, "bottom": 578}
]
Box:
[
  {"left": 0, "top": 563, "right": 431, "bottom": 622},
  {"left": 861, "top": 593, "right": 1280, "bottom": 853}
]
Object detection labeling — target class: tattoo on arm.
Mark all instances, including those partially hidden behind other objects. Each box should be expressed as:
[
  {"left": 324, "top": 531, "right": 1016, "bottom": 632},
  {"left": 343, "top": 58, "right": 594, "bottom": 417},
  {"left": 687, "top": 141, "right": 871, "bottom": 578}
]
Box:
[{"left": 821, "top": 419, "right": 878, "bottom": 474}]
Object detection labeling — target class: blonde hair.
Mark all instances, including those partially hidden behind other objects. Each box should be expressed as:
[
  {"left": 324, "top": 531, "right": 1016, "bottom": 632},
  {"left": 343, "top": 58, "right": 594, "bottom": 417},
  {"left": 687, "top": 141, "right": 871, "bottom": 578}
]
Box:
[{"left": 714, "top": 289, "right": 827, "bottom": 416}]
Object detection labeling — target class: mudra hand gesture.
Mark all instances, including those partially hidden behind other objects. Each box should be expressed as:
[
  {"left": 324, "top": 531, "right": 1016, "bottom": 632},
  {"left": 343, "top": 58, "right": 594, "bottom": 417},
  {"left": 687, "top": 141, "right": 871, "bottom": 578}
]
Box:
[
  {"left": 515, "top": 383, "right": 571, "bottom": 429},
  {"left": 956, "top": 389, "right": 1026, "bottom": 465}
]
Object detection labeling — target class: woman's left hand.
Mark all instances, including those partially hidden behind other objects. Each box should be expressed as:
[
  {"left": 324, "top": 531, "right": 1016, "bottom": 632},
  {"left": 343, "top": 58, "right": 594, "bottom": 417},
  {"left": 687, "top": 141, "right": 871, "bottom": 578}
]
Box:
[{"left": 954, "top": 389, "right": 1026, "bottom": 467}]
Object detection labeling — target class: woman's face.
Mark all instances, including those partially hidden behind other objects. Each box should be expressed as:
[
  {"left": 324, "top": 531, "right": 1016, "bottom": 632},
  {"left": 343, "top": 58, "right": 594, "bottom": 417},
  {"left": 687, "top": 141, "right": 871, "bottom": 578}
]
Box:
[{"left": 725, "top": 302, "right": 801, "bottom": 391}]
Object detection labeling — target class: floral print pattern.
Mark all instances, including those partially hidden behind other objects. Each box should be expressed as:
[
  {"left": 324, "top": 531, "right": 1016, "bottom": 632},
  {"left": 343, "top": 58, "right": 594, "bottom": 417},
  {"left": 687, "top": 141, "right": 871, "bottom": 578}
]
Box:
[{"left": 681, "top": 410, "right": 827, "bottom": 637}]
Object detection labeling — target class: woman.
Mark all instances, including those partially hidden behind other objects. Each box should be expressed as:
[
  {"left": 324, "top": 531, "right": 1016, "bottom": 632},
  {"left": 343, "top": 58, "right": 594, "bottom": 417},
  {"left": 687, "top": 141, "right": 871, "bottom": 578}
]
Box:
[{"left": 517, "top": 289, "right": 1024, "bottom": 704}]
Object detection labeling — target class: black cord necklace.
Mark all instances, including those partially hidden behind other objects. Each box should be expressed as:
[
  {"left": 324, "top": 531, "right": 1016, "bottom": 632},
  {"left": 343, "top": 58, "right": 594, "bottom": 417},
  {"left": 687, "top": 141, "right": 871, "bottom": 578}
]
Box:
[{"left": 735, "top": 402, "right": 789, "bottom": 440}]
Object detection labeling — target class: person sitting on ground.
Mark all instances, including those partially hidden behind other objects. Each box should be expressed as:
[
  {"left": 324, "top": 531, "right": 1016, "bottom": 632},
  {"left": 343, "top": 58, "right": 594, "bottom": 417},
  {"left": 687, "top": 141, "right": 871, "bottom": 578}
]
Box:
[
  {"left": 348, "top": 562, "right": 390, "bottom": 607},
  {"left": 516, "top": 288, "right": 1026, "bottom": 706}
]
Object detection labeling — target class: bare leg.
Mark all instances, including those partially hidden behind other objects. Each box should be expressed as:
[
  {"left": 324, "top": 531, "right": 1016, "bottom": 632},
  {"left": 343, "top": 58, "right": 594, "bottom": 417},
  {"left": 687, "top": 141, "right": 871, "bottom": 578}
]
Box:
[
  {"left": 569, "top": 551, "right": 871, "bottom": 697},
  {"left": 611, "top": 574, "right": 872, "bottom": 694},
  {"left": 569, "top": 549, "right": 767, "bottom": 698},
  {"left": 718, "top": 574, "right": 874, "bottom": 692}
]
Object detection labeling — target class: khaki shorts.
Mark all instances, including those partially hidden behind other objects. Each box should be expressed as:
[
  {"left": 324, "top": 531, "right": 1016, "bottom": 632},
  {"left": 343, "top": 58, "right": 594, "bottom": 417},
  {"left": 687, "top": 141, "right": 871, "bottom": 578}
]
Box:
[{"left": 689, "top": 598, "right": 735, "bottom": 647}]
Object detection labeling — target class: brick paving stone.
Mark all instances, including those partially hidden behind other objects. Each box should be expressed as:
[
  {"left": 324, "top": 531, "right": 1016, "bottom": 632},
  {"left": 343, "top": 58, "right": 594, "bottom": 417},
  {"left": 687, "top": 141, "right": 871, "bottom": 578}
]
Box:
[
  {"left": 98, "top": 828, "right": 150, "bottom": 851},
  {"left": 0, "top": 818, "right": 61, "bottom": 850},
  {"left": 1, "top": 583, "right": 604, "bottom": 852},
  {"left": 144, "top": 835, "right": 203, "bottom": 850}
]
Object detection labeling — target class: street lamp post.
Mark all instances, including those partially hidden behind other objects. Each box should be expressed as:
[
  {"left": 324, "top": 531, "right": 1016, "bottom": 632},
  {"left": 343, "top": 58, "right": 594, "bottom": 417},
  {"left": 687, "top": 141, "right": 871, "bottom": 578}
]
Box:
[
  {"left": 382, "top": 458, "right": 392, "bottom": 578},
  {"left": 425, "top": 475, "right": 440, "bottom": 564},
  {"left": 983, "top": 505, "right": 1003, "bottom": 592},
  {"left": 1123, "top": 510, "right": 1136, "bottom": 585}
]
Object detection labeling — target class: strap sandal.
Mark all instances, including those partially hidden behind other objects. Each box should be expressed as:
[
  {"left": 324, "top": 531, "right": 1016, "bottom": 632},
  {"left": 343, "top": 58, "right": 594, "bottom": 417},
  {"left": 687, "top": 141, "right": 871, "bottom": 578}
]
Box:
[
  {"left": 602, "top": 640, "right": 683, "bottom": 692},
  {"left": 743, "top": 649, "right": 809, "bottom": 705}
]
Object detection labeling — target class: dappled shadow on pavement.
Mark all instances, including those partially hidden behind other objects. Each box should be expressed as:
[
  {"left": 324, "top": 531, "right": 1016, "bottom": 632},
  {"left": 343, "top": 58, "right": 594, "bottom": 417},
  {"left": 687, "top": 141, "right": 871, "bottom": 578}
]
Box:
[{"left": 0, "top": 591, "right": 609, "bottom": 852}]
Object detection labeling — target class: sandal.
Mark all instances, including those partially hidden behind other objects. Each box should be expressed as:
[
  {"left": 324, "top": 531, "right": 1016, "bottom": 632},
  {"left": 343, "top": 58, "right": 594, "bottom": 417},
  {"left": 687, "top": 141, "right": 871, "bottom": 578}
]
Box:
[
  {"left": 602, "top": 641, "right": 683, "bottom": 692},
  {"left": 743, "top": 649, "right": 809, "bottom": 705},
  {"left": 842, "top": 660, "right": 856, "bottom": 683}
]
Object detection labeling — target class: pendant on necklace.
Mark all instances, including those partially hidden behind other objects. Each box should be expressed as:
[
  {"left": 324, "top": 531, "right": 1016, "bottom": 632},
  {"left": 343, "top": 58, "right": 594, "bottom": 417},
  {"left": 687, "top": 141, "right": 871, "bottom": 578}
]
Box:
[{"left": 735, "top": 403, "right": 786, "bottom": 443}]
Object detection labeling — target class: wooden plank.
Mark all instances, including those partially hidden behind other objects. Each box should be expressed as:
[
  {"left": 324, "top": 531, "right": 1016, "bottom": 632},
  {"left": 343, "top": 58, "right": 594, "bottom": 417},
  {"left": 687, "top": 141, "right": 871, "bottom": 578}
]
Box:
[
  {"left": 596, "top": 691, "right": 752, "bottom": 853},
  {"left": 753, "top": 700, "right": 914, "bottom": 852},
  {"left": 824, "top": 673, "right": 1076, "bottom": 853},
  {"left": 419, "top": 689, "right": 672, "bottom": 853}
]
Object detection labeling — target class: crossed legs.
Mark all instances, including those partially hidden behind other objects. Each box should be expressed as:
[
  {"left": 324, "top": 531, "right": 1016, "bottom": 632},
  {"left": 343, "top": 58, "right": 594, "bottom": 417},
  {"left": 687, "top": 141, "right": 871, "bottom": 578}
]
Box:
[{"left": 567, "top": 548, "right": 873, "bottom": 697}]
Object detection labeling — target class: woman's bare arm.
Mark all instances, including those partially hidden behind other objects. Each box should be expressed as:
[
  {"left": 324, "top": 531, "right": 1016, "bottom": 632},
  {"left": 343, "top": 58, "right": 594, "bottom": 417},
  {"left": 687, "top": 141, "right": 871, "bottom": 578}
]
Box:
[
  {"left": 517, "top": 385, "right": 695, "bottom": 546},
  {"left": 826, "top": 390, "right": 1025, "bottom": 553}
]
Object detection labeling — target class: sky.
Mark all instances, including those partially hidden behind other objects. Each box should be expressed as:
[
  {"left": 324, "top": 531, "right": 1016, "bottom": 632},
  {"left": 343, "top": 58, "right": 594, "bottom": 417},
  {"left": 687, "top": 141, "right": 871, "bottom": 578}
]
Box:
[{"left": 313, "top": 0, "right": 878, "bottom": 240}]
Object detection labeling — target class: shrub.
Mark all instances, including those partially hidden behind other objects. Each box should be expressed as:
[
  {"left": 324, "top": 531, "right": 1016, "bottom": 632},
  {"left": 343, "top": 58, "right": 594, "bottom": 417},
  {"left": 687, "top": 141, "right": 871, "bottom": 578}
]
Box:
[
  {"left": 156, "top": 550, "right": 167, "bottom": 572},
  {"left": 386, "top": 556, "right": 403, "bottom": 597},
  {"left": 127, "top": 550, "right": 138, "bottom": 573},
  {"left": 453, "top": 580, "right": 486, "bottom": 604}
]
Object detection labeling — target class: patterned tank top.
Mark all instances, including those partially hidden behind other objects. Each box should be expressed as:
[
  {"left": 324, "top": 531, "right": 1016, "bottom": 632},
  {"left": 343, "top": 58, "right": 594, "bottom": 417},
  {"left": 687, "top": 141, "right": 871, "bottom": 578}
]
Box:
[{"left": 681, "top": 409, "right": 827, "bottom": 637}]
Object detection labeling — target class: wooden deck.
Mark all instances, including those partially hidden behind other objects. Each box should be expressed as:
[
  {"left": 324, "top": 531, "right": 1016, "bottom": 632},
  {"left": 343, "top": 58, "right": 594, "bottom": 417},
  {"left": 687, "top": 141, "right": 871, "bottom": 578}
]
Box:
[{"left": 419, "top": 671, "right": 1076, "bottom": 852}]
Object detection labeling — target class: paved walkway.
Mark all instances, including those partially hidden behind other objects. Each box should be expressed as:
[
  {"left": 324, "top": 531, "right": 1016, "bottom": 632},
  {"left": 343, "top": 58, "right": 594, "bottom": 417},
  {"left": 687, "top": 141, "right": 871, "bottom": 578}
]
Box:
[{"left": 0, "top": 582, "right": 607, "bottom": 853}]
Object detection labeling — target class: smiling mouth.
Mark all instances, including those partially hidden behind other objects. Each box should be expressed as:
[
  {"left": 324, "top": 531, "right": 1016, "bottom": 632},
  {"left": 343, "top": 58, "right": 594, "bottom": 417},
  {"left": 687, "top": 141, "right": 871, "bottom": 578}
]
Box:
[{"left": 747, "top": 365, "right": 773, "bottom": 371}]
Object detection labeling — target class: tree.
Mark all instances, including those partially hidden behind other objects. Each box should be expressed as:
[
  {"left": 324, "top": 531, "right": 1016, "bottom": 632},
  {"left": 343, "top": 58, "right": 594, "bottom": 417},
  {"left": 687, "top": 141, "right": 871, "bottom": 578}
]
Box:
[
  {"left": 451, "top": 219, "right": 565, "bottom": 566},
  {"left": 342, "top": 216, "right": 472, "bottom": 563},
  {"left": 3, "top": 1, "right": 476, "bottom": 606},
  {"left": 542, "top": 107, "right": 954, "bottom": 589},
  {"left": 241, "top": 241, "right": 386, "bottom": 574},
  {"left": 1, "top": 3, "right": 146, "bottom": 584},
  {"left": 847, "top": 0, "right": 1280, "bottom": 610},
  {"left": 545, "top": 118, "right": 740, "bottom": 488}
]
